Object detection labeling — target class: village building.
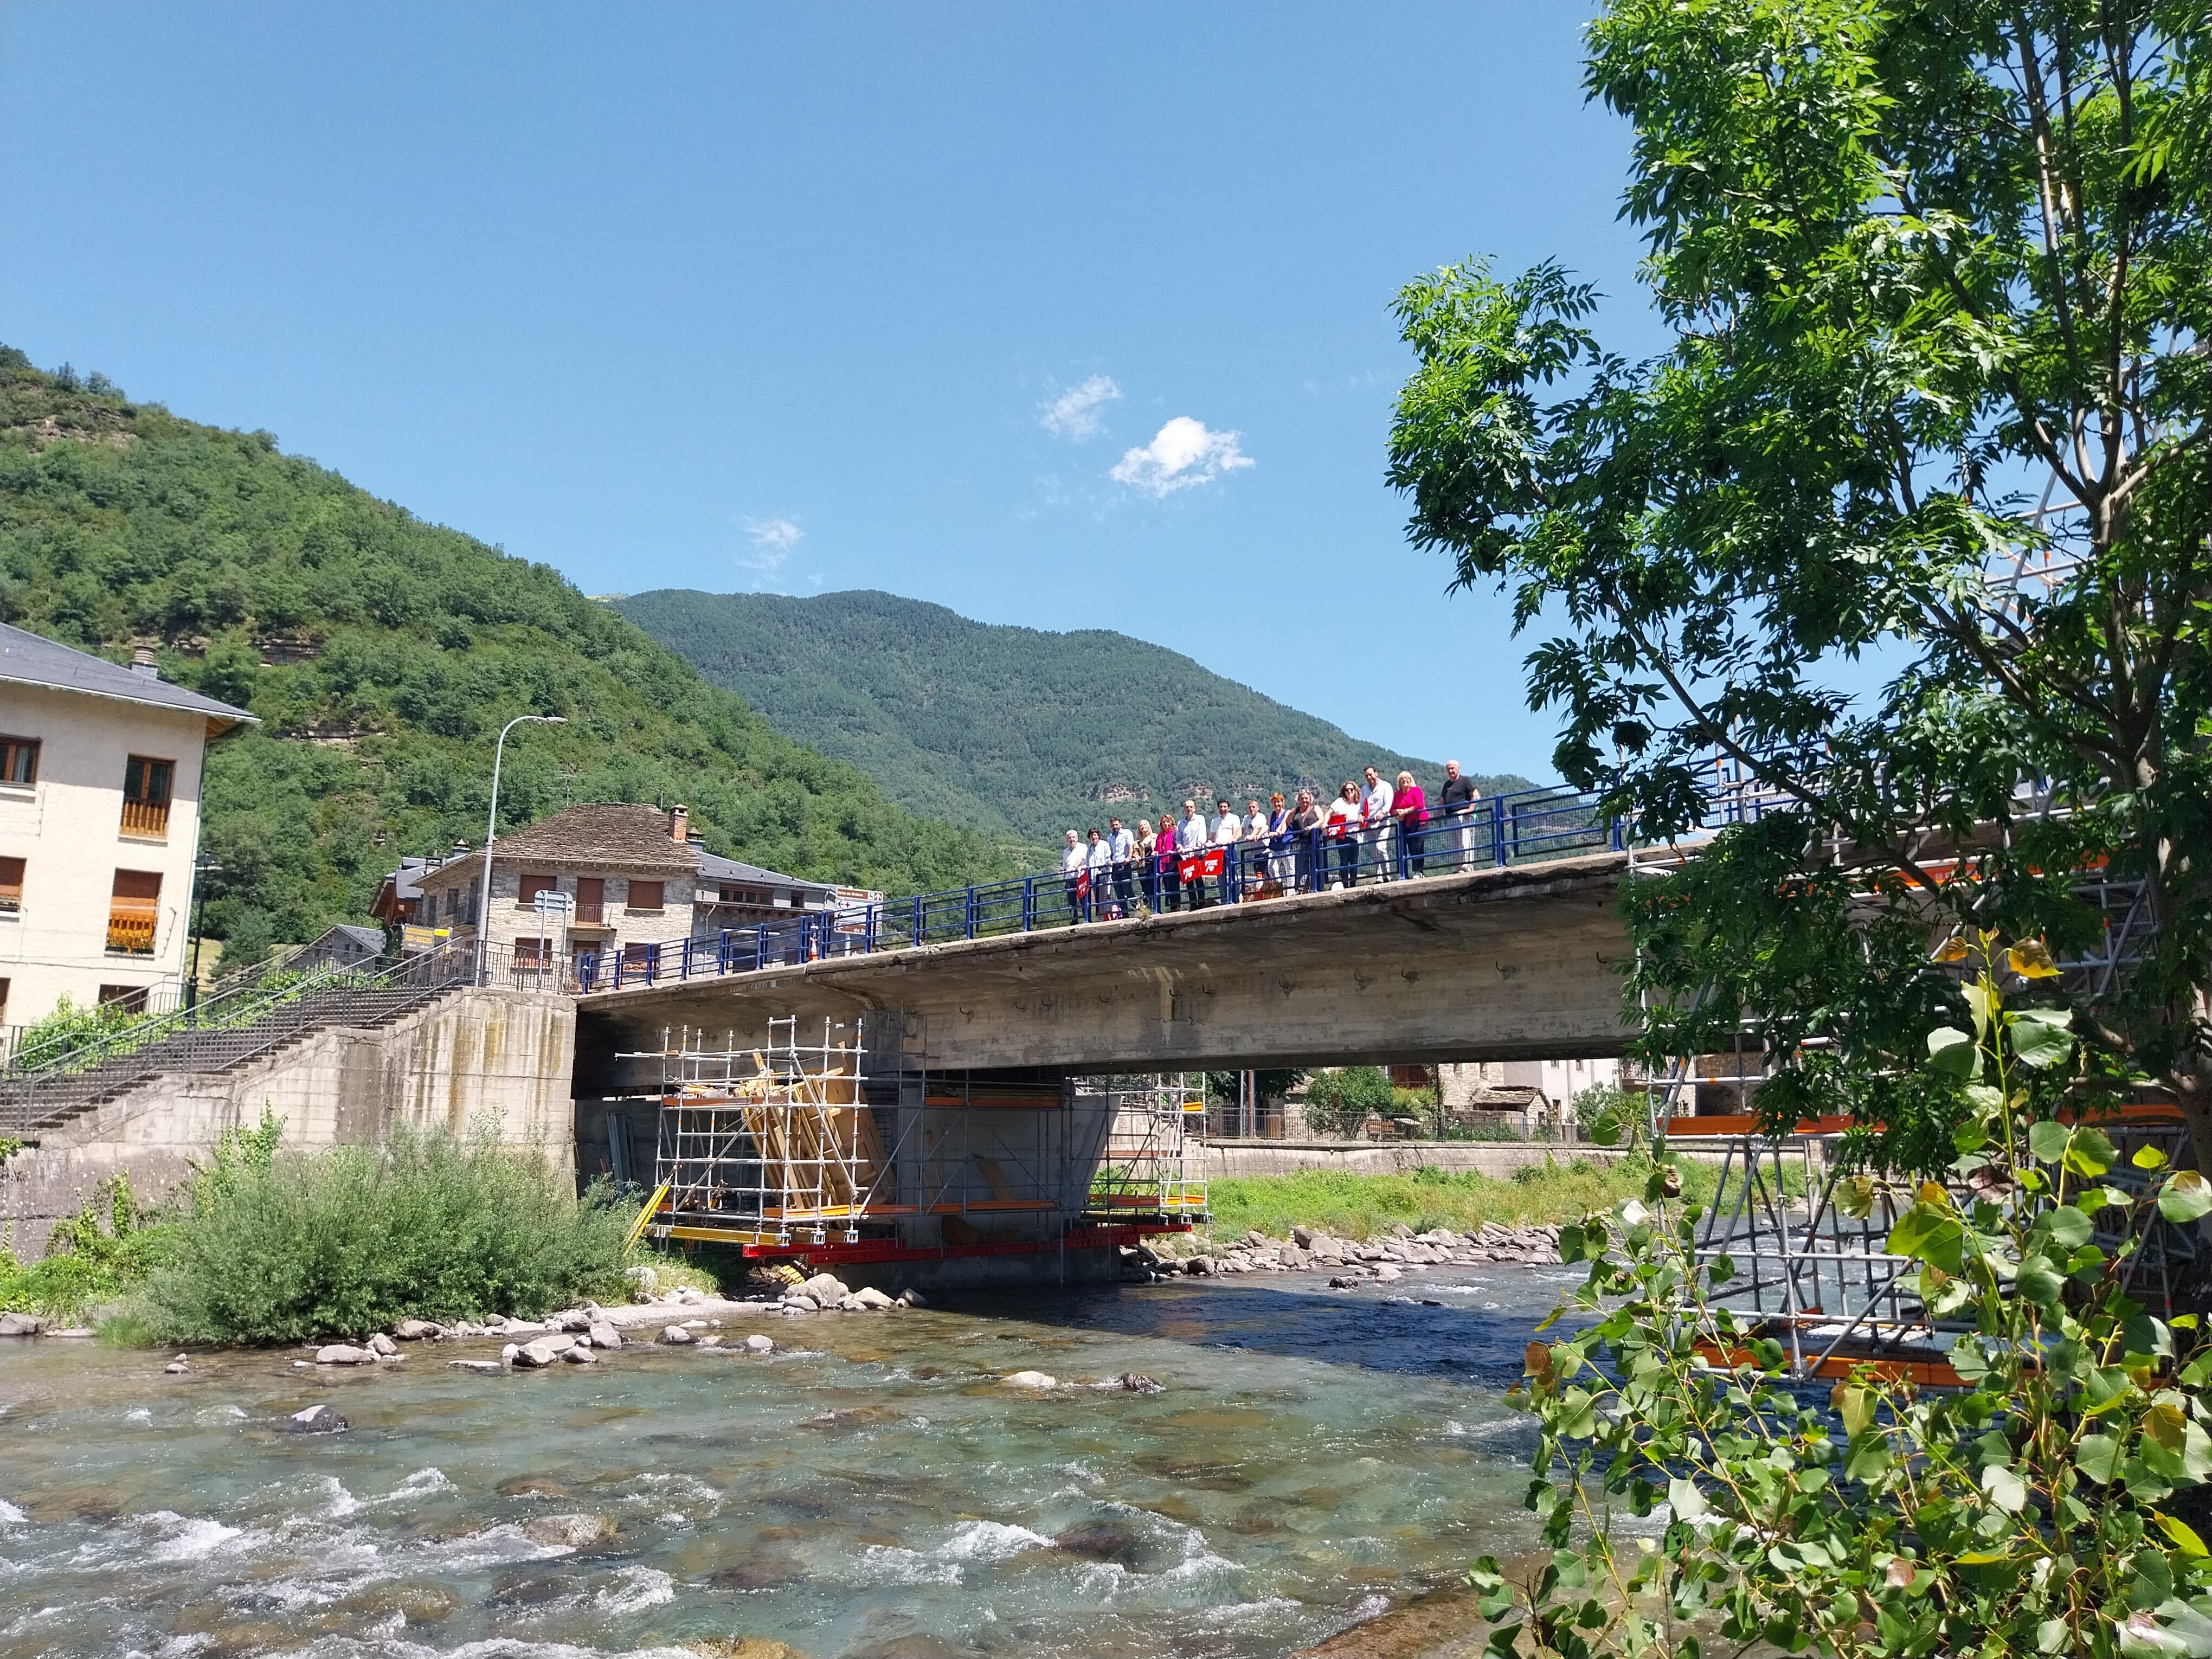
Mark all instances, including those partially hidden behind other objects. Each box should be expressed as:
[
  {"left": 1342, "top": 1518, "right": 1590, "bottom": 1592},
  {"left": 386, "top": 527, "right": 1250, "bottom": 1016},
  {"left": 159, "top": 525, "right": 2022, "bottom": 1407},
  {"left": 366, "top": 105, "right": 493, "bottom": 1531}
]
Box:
[
  {"left": 0, "top": 623, "right": 255, "bottom": 1027},
  {"left": 386, "top": 802, "right": 860, "bottom": 983}
]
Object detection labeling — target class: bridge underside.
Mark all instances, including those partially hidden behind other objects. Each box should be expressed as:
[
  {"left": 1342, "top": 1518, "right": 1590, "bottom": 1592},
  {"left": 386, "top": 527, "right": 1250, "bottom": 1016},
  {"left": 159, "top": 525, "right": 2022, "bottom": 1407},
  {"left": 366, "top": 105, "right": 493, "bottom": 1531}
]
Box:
[{"left": 575, "top": 851, "right": 1636, "bottom": 1095}]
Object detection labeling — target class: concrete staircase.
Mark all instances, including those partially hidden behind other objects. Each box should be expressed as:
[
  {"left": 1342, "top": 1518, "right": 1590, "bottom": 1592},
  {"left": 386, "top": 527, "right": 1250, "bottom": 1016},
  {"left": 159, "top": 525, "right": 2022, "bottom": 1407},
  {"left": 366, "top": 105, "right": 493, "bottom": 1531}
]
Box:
[{"left": 0, "top": 970, "right": 467, "bottom": 1138}]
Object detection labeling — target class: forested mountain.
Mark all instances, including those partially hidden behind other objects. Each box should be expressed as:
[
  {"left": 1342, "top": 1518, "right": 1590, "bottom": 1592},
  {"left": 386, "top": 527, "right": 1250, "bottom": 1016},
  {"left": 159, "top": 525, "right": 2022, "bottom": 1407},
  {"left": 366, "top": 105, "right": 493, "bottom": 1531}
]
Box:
[
  {"left": 0, "top": 350, "right": 1025, "bottom": 958},
  {"left": 617, "top": 589, "right": 1537, "bottom": 846}
]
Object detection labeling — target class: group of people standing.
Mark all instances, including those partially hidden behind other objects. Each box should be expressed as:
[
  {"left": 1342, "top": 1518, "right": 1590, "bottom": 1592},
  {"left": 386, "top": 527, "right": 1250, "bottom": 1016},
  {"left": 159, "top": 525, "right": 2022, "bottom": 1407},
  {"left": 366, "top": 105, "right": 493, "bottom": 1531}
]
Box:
[{"left": 1058, "top": 760, "right": 1485, "bottom": 922}]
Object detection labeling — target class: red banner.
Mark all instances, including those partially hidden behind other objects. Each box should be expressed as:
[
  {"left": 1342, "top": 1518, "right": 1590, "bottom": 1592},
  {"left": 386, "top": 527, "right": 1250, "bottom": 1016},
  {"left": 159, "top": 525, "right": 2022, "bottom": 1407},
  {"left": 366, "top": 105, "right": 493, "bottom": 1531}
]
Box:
[{"left": 1177, "top": 848, "right": 1226, "bottom": 883}]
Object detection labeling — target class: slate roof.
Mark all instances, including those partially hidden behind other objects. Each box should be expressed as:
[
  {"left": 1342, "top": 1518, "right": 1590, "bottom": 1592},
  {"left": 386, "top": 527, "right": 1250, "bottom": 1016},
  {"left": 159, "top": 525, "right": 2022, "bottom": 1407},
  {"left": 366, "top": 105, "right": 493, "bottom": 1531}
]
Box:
[
  {"left": 698, "top": 847, "right": 835, "bottom": 900},
  {"left": 412, "top": 802, "right": 700, "bottom": 890},
  {"left": 1, "top": 623, "right": 257, "bottom": 731}
]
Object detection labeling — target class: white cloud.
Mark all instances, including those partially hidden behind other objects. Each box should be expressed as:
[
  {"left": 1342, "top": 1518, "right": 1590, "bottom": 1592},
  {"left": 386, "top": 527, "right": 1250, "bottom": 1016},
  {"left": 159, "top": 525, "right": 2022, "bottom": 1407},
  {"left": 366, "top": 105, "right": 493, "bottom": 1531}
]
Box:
[
  {"left": 1110, "top": 416, "right": 1254, "bottom": 497},
  {"left": 1039, "top": 374, "right": 1121, "bottom": 441},
  {"left": 739, "top": 515, "right": 803, "bottom": 580}
]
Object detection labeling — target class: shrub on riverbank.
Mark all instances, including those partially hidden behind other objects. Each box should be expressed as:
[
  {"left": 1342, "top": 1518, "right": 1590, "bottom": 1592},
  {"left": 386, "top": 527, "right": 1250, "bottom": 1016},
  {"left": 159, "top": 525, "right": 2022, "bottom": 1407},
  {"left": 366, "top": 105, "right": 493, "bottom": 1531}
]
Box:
[
  {"left": 1206, "top": 1155, "right": 1713, "bottom": 1243},
  {"left": 0, "top": 1174, "right": 165, "bottom": 1322},
  {"left": 136, "top": 1116, "right": 633, "bottom": 1344}
]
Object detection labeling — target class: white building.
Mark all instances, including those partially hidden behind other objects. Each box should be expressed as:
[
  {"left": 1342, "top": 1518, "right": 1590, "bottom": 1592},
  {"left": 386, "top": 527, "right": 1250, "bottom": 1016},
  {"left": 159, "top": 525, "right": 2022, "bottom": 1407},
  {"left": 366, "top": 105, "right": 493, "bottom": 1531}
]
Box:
[{"left": 0, "top": 625, "right": 255, "bottom": 1027}]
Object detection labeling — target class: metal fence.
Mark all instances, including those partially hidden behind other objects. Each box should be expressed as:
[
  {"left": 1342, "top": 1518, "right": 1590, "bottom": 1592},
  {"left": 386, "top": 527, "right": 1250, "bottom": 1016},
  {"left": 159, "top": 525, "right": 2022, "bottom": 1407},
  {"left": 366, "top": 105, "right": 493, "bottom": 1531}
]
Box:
[{"left": 576, "top": 779, "right": 1783, "bottom": 993}]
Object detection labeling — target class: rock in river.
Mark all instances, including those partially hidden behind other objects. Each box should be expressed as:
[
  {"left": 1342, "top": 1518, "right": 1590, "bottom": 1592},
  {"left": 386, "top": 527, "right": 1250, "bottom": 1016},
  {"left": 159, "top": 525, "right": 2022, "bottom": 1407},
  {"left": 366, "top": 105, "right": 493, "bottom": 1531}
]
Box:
[
  {"left": 314, "top": 1345, "right": 376, "bottom": 1366},
  {"left": 1001, "top": 1369, "right": 1057, "bottom": 1390},
  {"left": 520, "top": 1512, "right": 615, "bottom": 1548},
  {"left": 661, "top": 1324, "right": 696, "bottom": 1345},
  {"left": 284, "top": 1404, "right": 349, "bottom": 1435},
  {"left": 587, "top": 1320, "right": 622, "bottom": 1350},
  {"left": 0, "top": 1311, "right": 43, "bottom": 1337}
]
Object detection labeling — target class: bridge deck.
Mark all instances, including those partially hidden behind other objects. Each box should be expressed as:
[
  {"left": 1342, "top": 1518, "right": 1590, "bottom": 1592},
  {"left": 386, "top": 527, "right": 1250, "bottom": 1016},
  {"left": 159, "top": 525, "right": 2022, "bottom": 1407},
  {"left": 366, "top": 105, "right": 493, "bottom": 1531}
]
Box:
[{"left": 577, "top": 850, "right": 1637, "bottom": 1081}]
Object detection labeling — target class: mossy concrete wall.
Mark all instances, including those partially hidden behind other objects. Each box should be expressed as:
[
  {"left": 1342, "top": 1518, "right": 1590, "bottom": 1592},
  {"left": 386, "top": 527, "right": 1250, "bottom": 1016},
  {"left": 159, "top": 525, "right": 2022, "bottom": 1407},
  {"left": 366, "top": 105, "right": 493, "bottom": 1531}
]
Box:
[{"left": 1, "top": 988, "right": 575, "bottom": 1257}]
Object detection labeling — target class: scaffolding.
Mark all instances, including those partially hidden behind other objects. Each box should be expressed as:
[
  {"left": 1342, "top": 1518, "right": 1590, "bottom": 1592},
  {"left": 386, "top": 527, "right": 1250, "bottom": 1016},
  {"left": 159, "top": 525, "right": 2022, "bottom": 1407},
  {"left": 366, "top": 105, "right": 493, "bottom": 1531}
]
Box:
[
  {"left": 1082, "top": 1073, "right": 1210, "bottom": 1224},
  {"left": 620, "top": 1016, "right": 1205, "bottom": 1264},
  {"left": 640, "top": 1014, "right": 922, "bottom": 1248},
  {"left": 1668, "top": 1105, "right": 2194, "bottom": 1384}
]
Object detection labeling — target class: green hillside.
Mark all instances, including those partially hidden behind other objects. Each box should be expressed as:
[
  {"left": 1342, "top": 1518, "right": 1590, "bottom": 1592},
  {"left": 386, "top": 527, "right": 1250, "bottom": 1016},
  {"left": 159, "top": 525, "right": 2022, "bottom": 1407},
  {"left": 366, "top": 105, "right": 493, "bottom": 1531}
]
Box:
[
  {"left": 0, "top": 350, "right": 1025, "bottom": 959},
  {"left": 616, "top": 588, "right": 1538, "bottom": 847}
]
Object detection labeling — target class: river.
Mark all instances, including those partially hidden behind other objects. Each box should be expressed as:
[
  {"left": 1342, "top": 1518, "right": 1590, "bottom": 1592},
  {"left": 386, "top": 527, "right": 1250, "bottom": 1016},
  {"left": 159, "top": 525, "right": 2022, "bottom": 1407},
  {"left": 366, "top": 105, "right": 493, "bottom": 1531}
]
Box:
[{"left": 0, "top": 1262, "right": 1581, "bottom": 1659}]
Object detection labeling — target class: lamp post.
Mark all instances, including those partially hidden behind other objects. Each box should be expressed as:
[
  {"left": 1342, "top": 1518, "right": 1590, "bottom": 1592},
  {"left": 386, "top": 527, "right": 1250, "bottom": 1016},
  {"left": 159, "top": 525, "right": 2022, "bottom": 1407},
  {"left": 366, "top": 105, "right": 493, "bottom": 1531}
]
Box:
[
  {"left": 185, "top": 853, "right": 220, "bottom": 1020},
  {"left": 477, "top": 715, "right": 565, "bottom": 984}
]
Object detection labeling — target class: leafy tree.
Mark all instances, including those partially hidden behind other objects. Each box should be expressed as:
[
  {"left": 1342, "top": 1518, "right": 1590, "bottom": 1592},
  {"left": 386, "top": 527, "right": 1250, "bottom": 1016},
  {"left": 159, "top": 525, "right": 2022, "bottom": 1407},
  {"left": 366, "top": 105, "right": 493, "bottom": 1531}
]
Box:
[
  {"left": 1502, "top": 935, "right": 2212, "bottom": 1658},
  {"left": 1388, "top": 2, "right": 2212, "bottom": 1169}
]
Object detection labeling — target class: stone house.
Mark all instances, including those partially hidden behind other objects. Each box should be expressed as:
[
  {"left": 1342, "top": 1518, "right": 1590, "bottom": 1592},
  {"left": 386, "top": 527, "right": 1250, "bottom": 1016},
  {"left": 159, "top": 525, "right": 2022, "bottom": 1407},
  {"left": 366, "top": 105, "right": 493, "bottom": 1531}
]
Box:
[{"left": 395, "top": 803, "right": 846, "bottom": 983}]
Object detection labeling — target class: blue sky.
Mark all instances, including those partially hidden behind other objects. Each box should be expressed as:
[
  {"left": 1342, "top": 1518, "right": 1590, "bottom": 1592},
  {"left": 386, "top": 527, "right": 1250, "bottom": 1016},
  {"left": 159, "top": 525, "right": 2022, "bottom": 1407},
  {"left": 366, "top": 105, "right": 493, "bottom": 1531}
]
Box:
[{"left": 0, "top": 3, "right": 1663, "bottom": 781}]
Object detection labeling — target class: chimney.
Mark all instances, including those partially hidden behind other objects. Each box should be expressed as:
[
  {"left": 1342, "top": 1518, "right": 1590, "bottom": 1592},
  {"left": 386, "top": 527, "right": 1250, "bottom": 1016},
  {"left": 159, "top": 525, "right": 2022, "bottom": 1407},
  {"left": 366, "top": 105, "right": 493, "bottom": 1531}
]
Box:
[
  {"left": 668, "top": 804, "right": 689, "bottom": 844},
  {"left": 130, "top": 645, "right": 160, "bottom": 680},
  {"left": 686, "top": 831, "right": 705, "bottom": 850}
]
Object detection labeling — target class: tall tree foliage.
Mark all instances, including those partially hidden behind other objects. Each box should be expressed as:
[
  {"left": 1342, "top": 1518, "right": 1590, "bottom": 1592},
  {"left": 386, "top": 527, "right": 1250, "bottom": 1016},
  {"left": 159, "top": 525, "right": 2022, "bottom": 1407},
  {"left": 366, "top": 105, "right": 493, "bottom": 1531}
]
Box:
[{"left": 1388, "top": 1, "right": 2212, "bottom": 1169}]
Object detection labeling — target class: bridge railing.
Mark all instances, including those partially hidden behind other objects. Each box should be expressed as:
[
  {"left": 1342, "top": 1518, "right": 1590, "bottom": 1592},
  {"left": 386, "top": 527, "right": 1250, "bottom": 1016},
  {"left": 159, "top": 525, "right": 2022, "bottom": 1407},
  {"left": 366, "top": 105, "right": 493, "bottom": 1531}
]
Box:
[{"left": 567, "top": 774, "right": 1822, "bottom": 992}]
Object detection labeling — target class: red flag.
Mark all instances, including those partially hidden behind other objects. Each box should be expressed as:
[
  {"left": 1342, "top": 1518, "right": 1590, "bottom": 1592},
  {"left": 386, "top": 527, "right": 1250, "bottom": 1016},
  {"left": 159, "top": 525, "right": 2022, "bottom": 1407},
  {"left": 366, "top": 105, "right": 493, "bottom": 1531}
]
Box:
[{"left": 1179, "top": 848, "right": 1226, "bottom": 882}]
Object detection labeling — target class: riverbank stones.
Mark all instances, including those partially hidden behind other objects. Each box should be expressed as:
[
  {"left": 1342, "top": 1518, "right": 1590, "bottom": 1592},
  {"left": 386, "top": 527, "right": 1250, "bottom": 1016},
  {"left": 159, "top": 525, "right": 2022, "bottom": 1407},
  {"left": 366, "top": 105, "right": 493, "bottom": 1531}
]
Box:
[{"left": 0, "top": 1311, "right": 43, "bottom": 1336}]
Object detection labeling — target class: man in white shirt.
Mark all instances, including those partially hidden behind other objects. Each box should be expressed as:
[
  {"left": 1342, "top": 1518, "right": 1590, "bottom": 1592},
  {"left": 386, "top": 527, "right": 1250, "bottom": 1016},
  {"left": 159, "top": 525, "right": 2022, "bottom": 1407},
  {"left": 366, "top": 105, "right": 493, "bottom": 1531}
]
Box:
[
  {"left": 1209, "top": 798, "right": 1242, "bottom": 905},
  {"left": 1180, "top": 800, "right": 1211, "bottom": 907},
  {"left": 1062, "top": 829, "right": 1087, "bottom": 923},
  {"left": 1361, "top": 767, "right": 1395, "bottom": 882},
  {"left": 1107, "top": 816, "right": 1135, "bottom": 918},
  {"left": 1085, "top": 827, "right": 1114, "bottom": 921},
  {"left": 1438, "top": 759, "right": 1482, "bottom": 869}
]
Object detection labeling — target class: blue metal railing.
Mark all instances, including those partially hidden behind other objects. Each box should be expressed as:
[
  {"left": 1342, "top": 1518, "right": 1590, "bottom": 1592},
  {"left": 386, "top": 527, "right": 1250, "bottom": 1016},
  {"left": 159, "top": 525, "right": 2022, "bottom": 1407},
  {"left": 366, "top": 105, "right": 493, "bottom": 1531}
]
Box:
[{"left": 571, "top": 777, "right": 1790, "bottom": 994}]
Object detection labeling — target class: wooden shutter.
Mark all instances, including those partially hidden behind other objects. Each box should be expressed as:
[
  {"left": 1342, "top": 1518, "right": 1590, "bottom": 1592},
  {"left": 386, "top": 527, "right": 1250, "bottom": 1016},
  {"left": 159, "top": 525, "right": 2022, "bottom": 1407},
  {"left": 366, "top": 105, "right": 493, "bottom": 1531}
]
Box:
[{"left": 627, "top": 879, "right": 663, "bottom": 912}]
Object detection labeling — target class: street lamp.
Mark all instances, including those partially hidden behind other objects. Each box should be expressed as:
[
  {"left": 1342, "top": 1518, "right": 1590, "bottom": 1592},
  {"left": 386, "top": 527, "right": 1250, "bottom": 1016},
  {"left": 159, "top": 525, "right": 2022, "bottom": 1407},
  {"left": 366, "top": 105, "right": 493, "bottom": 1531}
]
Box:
[
  {"left": 185, "top": 853, "right": 221, "bottom": 1019},
  {"left": 477, "top": 715, "right": 566, "bottom": 984}
]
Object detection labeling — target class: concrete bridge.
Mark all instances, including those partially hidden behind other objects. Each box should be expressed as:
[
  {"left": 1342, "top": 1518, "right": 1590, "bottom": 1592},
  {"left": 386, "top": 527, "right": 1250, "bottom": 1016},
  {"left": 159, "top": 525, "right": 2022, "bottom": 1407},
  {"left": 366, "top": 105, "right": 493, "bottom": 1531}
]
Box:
[{"left": 575, "top": 850, "right": 1637, "bottom": 1092}]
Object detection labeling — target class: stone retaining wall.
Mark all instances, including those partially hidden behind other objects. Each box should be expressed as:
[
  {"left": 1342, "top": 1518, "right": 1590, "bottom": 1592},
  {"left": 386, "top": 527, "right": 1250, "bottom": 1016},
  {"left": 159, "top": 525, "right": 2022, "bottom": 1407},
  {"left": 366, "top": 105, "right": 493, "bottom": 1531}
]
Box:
[
  {"left": 1, "top": 988, "right": 576, "bottom": 1257},
  {"left": 1198, "top": 1139, "right": 1628, "bottom": 1179}
]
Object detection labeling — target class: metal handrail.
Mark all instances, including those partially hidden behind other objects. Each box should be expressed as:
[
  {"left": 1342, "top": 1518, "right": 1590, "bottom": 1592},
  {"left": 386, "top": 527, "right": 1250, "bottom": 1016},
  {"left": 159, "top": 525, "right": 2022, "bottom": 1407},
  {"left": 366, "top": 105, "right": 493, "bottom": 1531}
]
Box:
[
  {"left": 571, "top": 779, "right": 1700, "bottom": 994},
  {"left": 0, "top": 940, "right": 485, "bottom": 1135}
]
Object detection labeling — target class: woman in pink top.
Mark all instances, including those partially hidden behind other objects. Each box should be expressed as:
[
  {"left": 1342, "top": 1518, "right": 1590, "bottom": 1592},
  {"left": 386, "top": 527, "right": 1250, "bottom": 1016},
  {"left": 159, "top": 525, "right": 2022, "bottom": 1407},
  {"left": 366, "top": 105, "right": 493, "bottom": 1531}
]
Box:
[
  {"left": 1393, "top": 771, "right": 1429, "bottom": 878},
  {"left": 1156, "top": 809, "right": 1183, "bottom": 912}
]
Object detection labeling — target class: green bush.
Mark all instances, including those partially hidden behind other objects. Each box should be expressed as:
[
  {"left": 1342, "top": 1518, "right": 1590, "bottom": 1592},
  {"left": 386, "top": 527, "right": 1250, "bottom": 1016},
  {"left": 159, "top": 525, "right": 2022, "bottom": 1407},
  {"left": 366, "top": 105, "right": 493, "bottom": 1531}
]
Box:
[
  {"left": 138, "top": 1114, "right": 632, "bottom": 1343},
  {"left": 0, "top": 1173, "right": 164, "bottom": 1321},
  {"left": 1301, "top": 1066, "right": 1398, "bottom": 1136}
]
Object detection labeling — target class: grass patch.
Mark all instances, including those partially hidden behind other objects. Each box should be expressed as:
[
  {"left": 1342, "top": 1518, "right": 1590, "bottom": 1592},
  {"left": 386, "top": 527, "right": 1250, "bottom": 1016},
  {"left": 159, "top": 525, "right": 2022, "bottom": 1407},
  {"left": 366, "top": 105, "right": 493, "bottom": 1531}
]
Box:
[
  {"left": 134, "top": 1114, "right": 634, "bottom": 1344},
  {"left": 1205, "top": 1155, "right": 1720, "bottom": 1243},
  {"left": 0, "top": 1173, "right": 162, "bottom": 1323}
]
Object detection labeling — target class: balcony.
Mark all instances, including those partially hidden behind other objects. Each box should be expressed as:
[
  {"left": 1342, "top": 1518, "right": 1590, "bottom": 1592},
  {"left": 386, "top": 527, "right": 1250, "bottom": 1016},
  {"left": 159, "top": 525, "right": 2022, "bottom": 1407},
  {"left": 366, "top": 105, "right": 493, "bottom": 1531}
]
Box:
[
  {"left": 106, "top": 908, "right": 157, "bottom": 955},
  {"left": 573, "top": 900, "right": 606, "bottom": 925},
  {"left": 119, "top": 798, "right": 171, "bottom": 840}
]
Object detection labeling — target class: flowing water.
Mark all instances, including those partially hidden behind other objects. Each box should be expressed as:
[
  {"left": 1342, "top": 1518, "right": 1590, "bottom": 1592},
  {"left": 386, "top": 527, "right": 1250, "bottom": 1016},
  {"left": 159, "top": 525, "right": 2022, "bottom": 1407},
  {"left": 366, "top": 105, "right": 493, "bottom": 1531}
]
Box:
[{"left": 0, "top": 1264, "right": 1583, "bottom": 1659}]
